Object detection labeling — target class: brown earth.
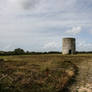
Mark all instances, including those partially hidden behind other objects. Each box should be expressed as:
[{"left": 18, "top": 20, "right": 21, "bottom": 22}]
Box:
[{"left": 0, "top": 54, "right": 92, "bottom": 92}]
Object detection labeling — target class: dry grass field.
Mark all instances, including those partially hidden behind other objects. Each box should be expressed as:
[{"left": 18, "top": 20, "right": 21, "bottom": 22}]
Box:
[{"left": 0, "top": 54, "right": 92, "bottom": 92}]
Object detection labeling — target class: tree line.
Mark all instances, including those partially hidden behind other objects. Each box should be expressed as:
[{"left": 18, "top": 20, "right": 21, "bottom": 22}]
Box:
[
  {"left": 0, "top": 48, "right": 92, "bottom": 56},
  {"left": 0, "top": 48, "right": 61, "bottom": 55}
]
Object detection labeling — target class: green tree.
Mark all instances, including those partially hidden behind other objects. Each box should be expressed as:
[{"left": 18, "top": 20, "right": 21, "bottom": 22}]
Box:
[{"left": 14, "top": 48, "right": 25, "bottom": 55}]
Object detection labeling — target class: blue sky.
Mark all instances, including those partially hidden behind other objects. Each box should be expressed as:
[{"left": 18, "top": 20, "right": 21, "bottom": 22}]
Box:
[{"left": 0, "top": 0, "right": 92, "bottom": 51}]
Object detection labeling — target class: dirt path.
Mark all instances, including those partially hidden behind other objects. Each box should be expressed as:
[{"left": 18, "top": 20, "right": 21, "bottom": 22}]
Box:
[{"left": 70, "top": 58, "right": 92, "bottom": 92}]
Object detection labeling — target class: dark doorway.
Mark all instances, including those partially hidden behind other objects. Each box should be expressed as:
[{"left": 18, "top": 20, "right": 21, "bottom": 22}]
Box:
[{"left": 69, "top": 50, "right": 72, "bottom": 54}]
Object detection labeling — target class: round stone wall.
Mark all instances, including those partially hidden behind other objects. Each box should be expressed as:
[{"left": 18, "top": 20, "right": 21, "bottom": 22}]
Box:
[{"left": 62, "top": 38, "right": 76, "bottom": 54}]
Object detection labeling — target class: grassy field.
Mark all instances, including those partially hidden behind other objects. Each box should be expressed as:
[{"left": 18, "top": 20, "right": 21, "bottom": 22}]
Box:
[{"left": 0, "top": 54, "right": 92, "bottom": 92}]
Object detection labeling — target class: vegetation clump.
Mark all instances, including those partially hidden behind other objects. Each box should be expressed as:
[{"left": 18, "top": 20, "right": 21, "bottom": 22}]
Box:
[{"left": 0, "top": 55, "right": 79, "bottom": 92}]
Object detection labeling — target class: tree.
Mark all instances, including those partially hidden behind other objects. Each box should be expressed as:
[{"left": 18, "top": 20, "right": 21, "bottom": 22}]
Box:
[{"left": 14, "top": 48, "right": 25, "bottom": 55}]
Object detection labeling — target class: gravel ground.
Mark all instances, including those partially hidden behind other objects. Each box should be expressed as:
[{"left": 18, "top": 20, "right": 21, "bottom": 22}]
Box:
[{"left": 70, "top": 57, "right": 92, "bottom": 92}]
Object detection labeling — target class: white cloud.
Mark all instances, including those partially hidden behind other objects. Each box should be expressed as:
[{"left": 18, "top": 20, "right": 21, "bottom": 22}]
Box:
[
  {"left": 2, "top": 44, "right": 14, "bottom": 51},
  {"left": 43, "top": 41, "right": 58, "bottom": 49},
  {"left": 76, "top": 39, "right": 92, "bottom": 51},
  {"left": 0, "top": 0, "right": 92, "bottom": 51},
  {"left": 9, "top": 0, "right": 40, "bottom": 10},
  {"left": 43, "top": 41, "right": 61, "bottom": 51},
  {"left": 0, "top": 0, "right": 76, "bottom": 15},
  {"left": 88, "top": 29, "right": 92, "bottom": 34},
  {"left": 66, "top": 26, "right": 82, "bottom": 35}
]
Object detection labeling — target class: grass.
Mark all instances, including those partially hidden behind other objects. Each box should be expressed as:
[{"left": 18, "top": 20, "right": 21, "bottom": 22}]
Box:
[{"left": 0, "top": 54, "right": 91, "bottom": 92}]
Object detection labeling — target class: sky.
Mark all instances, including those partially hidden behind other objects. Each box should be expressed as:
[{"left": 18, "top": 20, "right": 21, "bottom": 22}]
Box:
[{"left": 0, "top": 0, "right": 92, "bottom": 52}]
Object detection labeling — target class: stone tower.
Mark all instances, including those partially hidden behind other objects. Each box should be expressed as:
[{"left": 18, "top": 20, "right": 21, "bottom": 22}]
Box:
[{"left": 62, "top": 38, "right": 76, "bottom": 54}]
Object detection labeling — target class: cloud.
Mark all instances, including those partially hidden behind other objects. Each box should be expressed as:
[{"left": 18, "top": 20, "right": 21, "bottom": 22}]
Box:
[
  {"left": 11, "top": 0, "right": 40, "bottom": 10},
  {"left": 2, "top": 44, "right": 14, "bottom": 51},
  {"left": 0, "top": 0, "right": 92, "bottom": 51},
  {"left": 66, "top": 26, "right": 82, "bottom": 35},
  {"left": 0, "top": 0, "right": 76, "bottom": 14},
  {"left": 43, "top": 42, "right": 57, "bottom": 49},
  {"left": 76, "top": 0, "right": 92, "bottom": 12},
  {"left": 88, "top": 29, "right": 92, "bottom": 34},
  {"left": 0, "top": 0, "right": 41, "bottom": 15},
  {"left": 77, "top": 40, "right": 92, "bottom": 51},
  {"left": 43, "top": 41, "right": 61, "bottom": 51},
  {"left": 1, "top": 0, "right": 92, "bottom": 14}
]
